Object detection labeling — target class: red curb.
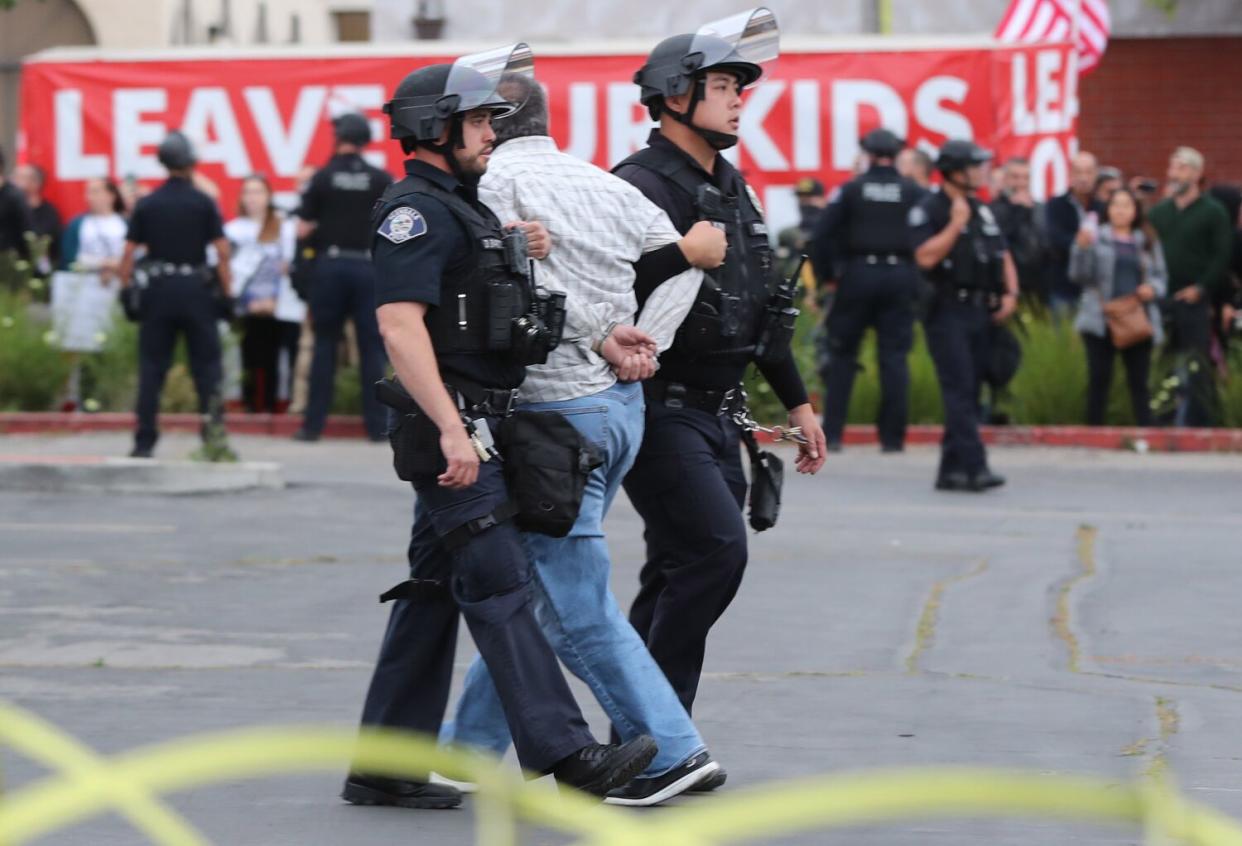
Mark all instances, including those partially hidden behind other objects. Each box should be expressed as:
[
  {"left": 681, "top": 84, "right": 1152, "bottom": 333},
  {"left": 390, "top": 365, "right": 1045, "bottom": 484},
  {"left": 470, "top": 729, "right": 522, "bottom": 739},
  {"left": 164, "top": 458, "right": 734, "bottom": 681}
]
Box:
[{"left": 2, "top": 413, "right": 1240, "bottom": 452}]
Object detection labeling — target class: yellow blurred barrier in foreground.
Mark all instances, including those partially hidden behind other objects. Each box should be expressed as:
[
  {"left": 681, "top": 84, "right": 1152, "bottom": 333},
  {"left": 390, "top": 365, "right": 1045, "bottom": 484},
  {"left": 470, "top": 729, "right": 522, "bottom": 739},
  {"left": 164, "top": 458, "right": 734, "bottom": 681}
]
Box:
[{"left": 4, "top": 699, "right": 1242, "bottom": 846}]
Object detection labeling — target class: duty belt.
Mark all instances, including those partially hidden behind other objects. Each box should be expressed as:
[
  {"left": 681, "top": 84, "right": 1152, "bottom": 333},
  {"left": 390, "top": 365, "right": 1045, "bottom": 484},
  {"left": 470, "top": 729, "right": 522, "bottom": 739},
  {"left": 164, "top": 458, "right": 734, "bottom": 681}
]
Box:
[
  {"left": 854, "top": 253, "right": 911, "bottom": 265},
  {"left": 324, "top": 245, "right": 371, "bottom": 260},
  {"left": 449, "top": 383, "right": 519, "bottom": 418},
  {"left": 644, "top": 380, "right": 745, "bottom": 416},
  {"left": 142, "top": 262, "right": 207, "bottom": 278},
  {"left": 948, "top": 287, "right": 999, "bottom": 308}
]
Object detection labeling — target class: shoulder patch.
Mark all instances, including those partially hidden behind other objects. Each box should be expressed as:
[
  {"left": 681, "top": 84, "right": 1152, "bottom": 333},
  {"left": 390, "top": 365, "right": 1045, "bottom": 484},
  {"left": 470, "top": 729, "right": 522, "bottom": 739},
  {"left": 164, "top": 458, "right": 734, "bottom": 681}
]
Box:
[
  {"left": 908, "top": 205, "right": 929, "bottom": 227},
  {"left": 377, "top": 206, "right": 427, "bottom": 244},
  {"left": 745, "top": 184, "right": 765, "bottom": 216}
]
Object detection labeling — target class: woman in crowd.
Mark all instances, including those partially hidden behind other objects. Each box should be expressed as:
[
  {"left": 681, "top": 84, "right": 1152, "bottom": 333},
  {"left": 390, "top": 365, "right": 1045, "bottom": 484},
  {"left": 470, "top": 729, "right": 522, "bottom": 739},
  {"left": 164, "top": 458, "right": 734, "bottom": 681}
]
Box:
[
  {"left": 225, "top": 174, "right": 303, "bottom": 413},
  {"left": 61, "top": 178, "right": 127, "bottom": 275},
  {"left": 1070, "top": 187, "right": 1168, "bottom": 426}
]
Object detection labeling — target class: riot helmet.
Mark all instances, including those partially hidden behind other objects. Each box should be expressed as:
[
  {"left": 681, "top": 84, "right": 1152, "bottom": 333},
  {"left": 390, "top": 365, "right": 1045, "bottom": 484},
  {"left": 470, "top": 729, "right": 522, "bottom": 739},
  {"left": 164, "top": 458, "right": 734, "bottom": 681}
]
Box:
[
  {"left": 157, "top": 131, "right": 197, "bottom": 171},
  {"left": 634, "top": 8, "right": 779, "bottom": 150}
]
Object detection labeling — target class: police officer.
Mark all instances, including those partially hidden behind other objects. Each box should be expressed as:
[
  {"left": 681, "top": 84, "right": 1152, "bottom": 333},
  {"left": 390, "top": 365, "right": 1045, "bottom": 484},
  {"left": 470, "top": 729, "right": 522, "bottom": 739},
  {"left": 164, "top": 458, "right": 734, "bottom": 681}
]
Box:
[
  {"left": 342, "top": 44, "right": 656, "bottom": 809},
  {"left": 613, "top": 9, "right": 826, "bottom": 775},
  {"left": 293, "top": 112, "right": 392, "bottom": 442},
  {"left": 811, "top": 128, "right": 923, "bottom": 453},
  {"left": 118, "top": 131, "right": 233, "bottom": 459},
  {"left": 910, "top": 139, "right": 1019, "bottom": 491}
]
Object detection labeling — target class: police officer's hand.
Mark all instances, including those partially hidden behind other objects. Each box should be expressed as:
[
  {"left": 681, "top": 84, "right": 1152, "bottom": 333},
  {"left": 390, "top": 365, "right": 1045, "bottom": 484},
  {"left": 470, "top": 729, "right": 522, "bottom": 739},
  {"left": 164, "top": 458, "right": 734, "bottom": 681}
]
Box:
[
  {"left": 950, "top": 195, "right": 972, "bottom": 229},
  {"left": 679, "top": 221, "right": 728, "bottom": 269},
  {"left": 438, "top": 427, "right": 480, "bottom": 490},
  {"left": 992, "top": 292, "right": 1018, "bottom": 324},
  {"left": 508, "top": 221, "right": 552, "bottom": 260},
  {"left": 788, "top": 404, "right": 827, "bottom": 475}
]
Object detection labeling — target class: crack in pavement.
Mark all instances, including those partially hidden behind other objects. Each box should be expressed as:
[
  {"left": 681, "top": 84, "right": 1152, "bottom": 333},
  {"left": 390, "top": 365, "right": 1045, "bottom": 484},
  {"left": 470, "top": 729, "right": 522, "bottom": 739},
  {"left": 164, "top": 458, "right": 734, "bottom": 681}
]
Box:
[
  {"left": 1051, "top": 524, "right": 1098, "bottom": 674},
  {"left": 904, "top": 557, "right": 990, "bottom": 675}
]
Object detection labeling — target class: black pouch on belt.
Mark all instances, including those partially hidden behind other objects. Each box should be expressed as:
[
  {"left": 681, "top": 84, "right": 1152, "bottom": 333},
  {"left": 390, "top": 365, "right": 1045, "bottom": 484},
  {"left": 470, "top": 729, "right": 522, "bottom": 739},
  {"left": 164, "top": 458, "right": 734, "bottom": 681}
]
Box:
[
  {"left": 374, "top": 379, "right": 444, "bottom": 481},
  {"left": 496, "top": 411, "right": 603, "bottom": 537},
  {"left": 742, "top": 429, "right": 784, "bottom": 532}
]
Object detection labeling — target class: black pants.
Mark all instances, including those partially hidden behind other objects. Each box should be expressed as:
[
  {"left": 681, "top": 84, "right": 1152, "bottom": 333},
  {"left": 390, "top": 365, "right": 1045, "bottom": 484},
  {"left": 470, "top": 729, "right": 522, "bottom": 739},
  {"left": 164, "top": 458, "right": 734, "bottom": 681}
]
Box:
[
  {"left": 1166, "top": 299, "right": 1216, "bottom": 427},
  {"left": 304, "top": 258, "right": 387, "bottom": 438},
  {"left": 134, "top": 275, "right": 222, "bottom": 452},
  {"left": 241, "top": 315, "right": 281, "bottom": 413},
  {"left": 621, "top": 402, "right": 748, "bottom": 714},
  {"left": 358, "top": 441, "right": 593, "bottom": 772},
  {"left": 923, "top": 297, "right": 991, "bottom": 479},
  {"left": 1082, "top": 331, "right": 1153, "bottom": 426},
  {"left": 821, "top": 260, "right": 916, "bottom": 449}
]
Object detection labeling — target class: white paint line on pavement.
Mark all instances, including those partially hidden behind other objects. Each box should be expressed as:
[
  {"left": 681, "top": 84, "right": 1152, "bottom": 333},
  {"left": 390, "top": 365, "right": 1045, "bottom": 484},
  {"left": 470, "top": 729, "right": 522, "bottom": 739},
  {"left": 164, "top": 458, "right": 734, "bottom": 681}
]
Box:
[{"left": 0, "top": 522, "right": 176, "bottom": 534}]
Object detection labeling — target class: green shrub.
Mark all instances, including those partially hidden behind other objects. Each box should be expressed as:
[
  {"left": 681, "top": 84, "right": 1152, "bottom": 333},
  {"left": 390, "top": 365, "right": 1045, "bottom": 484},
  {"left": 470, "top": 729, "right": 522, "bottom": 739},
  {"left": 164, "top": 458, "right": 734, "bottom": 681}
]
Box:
[{"left": 0, "top": 291, "right": 73, "bottom": 411}]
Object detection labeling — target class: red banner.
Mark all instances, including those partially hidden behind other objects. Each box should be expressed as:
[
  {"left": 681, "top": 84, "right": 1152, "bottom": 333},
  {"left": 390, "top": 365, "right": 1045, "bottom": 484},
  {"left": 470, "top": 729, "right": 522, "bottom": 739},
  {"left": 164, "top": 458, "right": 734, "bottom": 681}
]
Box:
[{"left": 20, "top": 42, "right": 1078, "bottom": 233}]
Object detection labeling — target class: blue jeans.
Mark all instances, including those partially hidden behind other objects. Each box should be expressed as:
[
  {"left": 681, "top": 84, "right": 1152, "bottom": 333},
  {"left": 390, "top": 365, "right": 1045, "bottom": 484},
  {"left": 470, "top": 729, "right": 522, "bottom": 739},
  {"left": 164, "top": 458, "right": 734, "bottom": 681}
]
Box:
[{"left": 440, "top": 380, "right": 706, "bottom": 777}]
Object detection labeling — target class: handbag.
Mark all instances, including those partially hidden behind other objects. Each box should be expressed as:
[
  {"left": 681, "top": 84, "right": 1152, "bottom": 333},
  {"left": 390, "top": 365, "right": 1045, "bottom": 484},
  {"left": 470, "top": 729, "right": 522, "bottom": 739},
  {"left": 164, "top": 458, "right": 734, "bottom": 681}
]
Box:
[
  {"left": 741, "top": 429, "right": 784, "bottom": 533},
  {"left": 1102, "top": 293, "right": 1154, "bottom": 349}
]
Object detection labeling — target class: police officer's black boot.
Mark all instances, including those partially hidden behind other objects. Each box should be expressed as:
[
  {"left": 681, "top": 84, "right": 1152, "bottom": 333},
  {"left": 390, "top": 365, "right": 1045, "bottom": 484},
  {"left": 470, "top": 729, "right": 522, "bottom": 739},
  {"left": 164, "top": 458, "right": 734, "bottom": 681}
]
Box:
[
  {"left": 551, "top": 735, "right": 658, "bottom": 797},
  {"left": 341, "top": 773, "right": 462, "bottom": 810}
]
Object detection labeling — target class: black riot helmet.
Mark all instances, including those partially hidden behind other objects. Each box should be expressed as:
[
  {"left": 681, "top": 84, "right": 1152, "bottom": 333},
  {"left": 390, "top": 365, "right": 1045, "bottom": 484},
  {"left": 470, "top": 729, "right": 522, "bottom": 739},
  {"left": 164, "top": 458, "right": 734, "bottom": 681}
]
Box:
[
  {"left": 384, "top": 43, "right": 533, "bottom": 145},
  {"left": 332, "top": 112, "right": 372, "bottom": 147},
  {"left": 634, "top": 8, "right": 779, "bottom": 150},
  {"left": 157, "top": 131, "right": 196, "bottom": 171},
  {"left": 936, "top": 139, "right": 993, "bottom": 176},
  {"left": 860, "top": 128, "right": 905, "bottom": 159}
]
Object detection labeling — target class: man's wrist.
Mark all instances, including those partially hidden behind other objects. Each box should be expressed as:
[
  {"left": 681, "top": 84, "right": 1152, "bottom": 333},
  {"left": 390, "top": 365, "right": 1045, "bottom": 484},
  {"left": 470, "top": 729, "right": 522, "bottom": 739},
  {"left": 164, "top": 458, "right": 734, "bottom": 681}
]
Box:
[{"left": 591, "top": 321, "right": 619, "bottom": 355}]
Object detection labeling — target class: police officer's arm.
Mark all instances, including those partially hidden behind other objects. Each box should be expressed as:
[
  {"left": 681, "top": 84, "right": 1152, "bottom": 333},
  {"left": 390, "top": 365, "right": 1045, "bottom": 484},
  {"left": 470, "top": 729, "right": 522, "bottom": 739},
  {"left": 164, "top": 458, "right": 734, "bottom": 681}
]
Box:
[
  {"left": 118, "top": 240, "right": 140, "bottom": 288},
  {"left": 295, "top": 171, "right": 325, "bottom": 240},
  {"left": 809, "top": 187, "right": 847, "bottom": 285},
  {"left": 915, "top": 195, "right": 971, "bottom": 270},
  {"left": 378, "top": 302, "right": 479, "bottom": 489},
  {"left": 118, "top": 201, "right": 147, "bottom": 287},
  {"left": 204, "top": 197, "right": 231, "bottom": 293}
]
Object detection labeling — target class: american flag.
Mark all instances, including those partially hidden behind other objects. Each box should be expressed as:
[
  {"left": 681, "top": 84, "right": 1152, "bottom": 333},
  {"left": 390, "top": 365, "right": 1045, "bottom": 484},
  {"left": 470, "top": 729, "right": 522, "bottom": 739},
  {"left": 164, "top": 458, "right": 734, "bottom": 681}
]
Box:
[{"left": 994, "top": 0, "right": 1112, "bottom": 74}]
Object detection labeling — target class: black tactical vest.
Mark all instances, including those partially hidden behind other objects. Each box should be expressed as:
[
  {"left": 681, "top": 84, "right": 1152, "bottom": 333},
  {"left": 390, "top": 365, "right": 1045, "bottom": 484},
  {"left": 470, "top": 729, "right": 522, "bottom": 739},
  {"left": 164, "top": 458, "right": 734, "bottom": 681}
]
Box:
[
  {"left": 371, "top": 175, "right": 530, "bottom": 355},
  {"left": 930, "top": 196, "right": 1007, "bottom": 292},
  {"left": 613, "top": 146, "right": 775, "bottom": 364},
  {"left": 845, "top": 167, "right": 918, "bottom": 256}
]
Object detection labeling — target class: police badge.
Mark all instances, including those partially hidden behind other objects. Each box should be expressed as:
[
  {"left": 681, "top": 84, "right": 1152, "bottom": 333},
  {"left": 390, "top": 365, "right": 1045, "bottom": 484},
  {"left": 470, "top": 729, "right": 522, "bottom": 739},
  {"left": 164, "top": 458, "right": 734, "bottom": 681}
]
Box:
[
  {"left": 378, "top": 207, "right": 427, "bottom": 244},
  {"left": 745, "top": 184, "right": 765, "bottom": 216}
]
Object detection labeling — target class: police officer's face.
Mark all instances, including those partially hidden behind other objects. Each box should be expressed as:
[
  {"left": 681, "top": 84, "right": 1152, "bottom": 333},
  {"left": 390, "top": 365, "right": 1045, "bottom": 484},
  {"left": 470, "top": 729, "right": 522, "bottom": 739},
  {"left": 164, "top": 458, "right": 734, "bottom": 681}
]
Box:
[
  {"left": 671, "top": 71, "right": 743, "bottom": 137},
  {"left": 454, "top": 109, "right": 497, "bottom": 176},
  {"left": 964, "top": 163, "right": 986, "bottom": 191}
]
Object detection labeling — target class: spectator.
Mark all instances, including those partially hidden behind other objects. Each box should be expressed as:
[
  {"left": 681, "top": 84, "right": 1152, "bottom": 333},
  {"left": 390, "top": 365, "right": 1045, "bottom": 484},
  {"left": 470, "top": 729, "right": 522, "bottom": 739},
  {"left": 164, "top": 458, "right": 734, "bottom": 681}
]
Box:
[
  {"left": 1069, "top": 187, "right": 1167, "bottom": 426},
  {"left": 12, "top": 163, "right": 62, "bottom": 273},
  {"left": 1094, "top": 166, "right": 1123, "bottom": 205},
  {"left": 777, "top": 177, "right": 828, "bottom": 293},
  {"left": 71, "top": 178, "right": 128, "bottom": 283},
  {"left": 1206, "top": 184, "right": 1242, "bottom": 348},
  {"left": 991, "top": 157, "right": 1050, "bottom": 307},
  {"left": 1045, "top": 151, "right": 1105, "bottom": 313},
  {"left": 1148, "top": 147, "right": 1234, "bottom": 426},
  {"left": 225, "top": 174, "right": 301, "bottom": 413},
  {"left": 897, "top": 147, "right": 934, "bottom": 192},
  {"left": 0, "top": 145, "right": 34, "bottom": 259}
]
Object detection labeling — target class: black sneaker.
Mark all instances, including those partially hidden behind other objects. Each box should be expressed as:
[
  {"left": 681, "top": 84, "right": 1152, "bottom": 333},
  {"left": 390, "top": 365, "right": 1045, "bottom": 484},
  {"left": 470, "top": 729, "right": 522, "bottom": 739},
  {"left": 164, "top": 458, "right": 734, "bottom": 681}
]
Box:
[
  {"left": 973, "top": 469, "right": 1006, "bottom": 489},
  {"left": 552, "top": 736, "right": 658, "bottom": 797},
  {"left": 604, "top": 750, "right": 719, "bottom": 807},
  {"left": 292, "top": 429, "right": 320, "bottom": 442},
  {"left": 935, "top": 471, "right": 981, "bottom": 492},
  {"left": 129, "top": 446, "right": 154, "bottom": 459},
  {"left": 341, "top": 774, "right": 462, "bottom": 809},
  {"left": 688, "top": 765, "right": 728, "bottom": 792}
]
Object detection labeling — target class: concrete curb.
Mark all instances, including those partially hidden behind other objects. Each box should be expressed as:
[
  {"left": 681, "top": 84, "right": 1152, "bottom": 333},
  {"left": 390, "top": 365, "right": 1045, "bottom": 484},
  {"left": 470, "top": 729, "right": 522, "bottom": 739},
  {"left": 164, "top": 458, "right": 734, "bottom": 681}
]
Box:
[
  {"left": 2, "top": 413, "right": 1241, "bottom": 452},
  {"left": 0, "top": 455, "right": 285, "bottom": 494}
]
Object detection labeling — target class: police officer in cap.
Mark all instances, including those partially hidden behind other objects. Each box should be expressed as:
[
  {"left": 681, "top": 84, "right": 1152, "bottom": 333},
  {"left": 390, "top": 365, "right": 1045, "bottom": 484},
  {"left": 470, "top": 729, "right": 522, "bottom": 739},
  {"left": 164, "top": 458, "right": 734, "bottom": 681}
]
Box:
[
  {"left": 910, "top": 139, "right": 1019, "bottom": 491},
  {"left": 342, "top": 44, "right": 656, "bottom": 809},
  {"left": 613, "top": 9, "right": 826, "bottom": 778},
  {"left": 811, "top": 128, "right": 923, "bottom": 453},
  {"left": 118, "top": 131, "right": 233, "bottom": 459},
  {"left": 293, "top": 111, "right": 392, "bottom": 442}
]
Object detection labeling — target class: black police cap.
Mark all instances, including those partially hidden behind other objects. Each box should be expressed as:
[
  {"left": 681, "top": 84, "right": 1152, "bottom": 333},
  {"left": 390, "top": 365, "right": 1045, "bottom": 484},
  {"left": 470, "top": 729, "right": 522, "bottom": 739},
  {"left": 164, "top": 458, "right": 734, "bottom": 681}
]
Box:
[
  {"left": 860, "top": 128, "right": 905, "bottom": 158},
  {"left": 157, "top": 131, "right": 196, "bottom": 170},
  {"left": 936, "top": 139, "right": 993, "bottom": 175},
  {"left": 333, "top": 112, "right": 372, "bottom": 146}
]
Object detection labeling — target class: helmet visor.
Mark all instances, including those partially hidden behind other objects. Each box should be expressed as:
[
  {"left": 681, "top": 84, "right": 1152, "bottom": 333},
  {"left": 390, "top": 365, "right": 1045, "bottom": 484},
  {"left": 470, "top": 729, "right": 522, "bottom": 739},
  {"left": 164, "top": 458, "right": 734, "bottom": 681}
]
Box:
[
  {"left": 445, "top": 42, "right": 534, "bottom": 118},
  {"left": 690, "top": 7, "right": 780, "bottom": 71}
]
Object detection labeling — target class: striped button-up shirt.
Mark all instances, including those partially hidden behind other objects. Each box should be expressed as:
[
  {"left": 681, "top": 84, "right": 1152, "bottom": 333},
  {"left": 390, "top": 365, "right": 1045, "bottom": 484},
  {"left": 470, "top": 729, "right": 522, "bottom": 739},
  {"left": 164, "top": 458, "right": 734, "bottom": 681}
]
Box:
[{"left": 478, "top": 135, "right": 701, "bottom": 403}]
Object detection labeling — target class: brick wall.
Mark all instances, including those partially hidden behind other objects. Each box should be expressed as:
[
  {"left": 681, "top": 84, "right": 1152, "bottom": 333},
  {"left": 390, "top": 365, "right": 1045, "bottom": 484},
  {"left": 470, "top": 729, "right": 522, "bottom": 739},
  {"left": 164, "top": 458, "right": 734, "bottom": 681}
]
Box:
[{"left": 1078, "top": 36, "right": 1242, "bottom": 189}]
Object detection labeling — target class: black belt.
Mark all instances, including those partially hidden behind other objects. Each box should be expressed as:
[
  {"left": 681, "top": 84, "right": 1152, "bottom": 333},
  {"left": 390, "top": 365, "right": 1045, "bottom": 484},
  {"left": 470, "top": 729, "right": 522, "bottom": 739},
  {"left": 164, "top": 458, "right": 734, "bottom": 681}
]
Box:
[
  {"left": 644, "top": 380, "right": 743, "bottom": 416},
  {"left": 853, "top": 253, "right": 911, "bottom": 265},
  {"left": 449, "top": 382, "right": 519, "bottom": 418},
  {"left": 141, "top": 262, "right": 208, "bottom": 278},
  {"left": 947, "top": 288, "right": 998, "bottom": 307},
  {"left": 324, "top": 245, "right": 371, "bottom": 260}
]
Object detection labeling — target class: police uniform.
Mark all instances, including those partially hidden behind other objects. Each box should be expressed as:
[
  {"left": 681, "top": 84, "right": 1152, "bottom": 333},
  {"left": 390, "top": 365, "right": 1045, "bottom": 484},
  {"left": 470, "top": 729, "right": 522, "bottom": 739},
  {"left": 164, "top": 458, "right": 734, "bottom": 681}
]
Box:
[
  {"left": 126, "top": 162, "right": 226, "bottom": 456},
  {"left": 345, "top": 49, "right": 656, "bottom": 810},
  {"left": 615, "top": 127, "right": 808, "bottom": 713},
  {"left": 910, "top": 176, "right": 1008, "bottom": 489},
  {"left": 297, "top": 146, "right": 392, "bottom": 440},
  {"left": 812, "top": 136, "right": 921, "bottom": 451}
]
